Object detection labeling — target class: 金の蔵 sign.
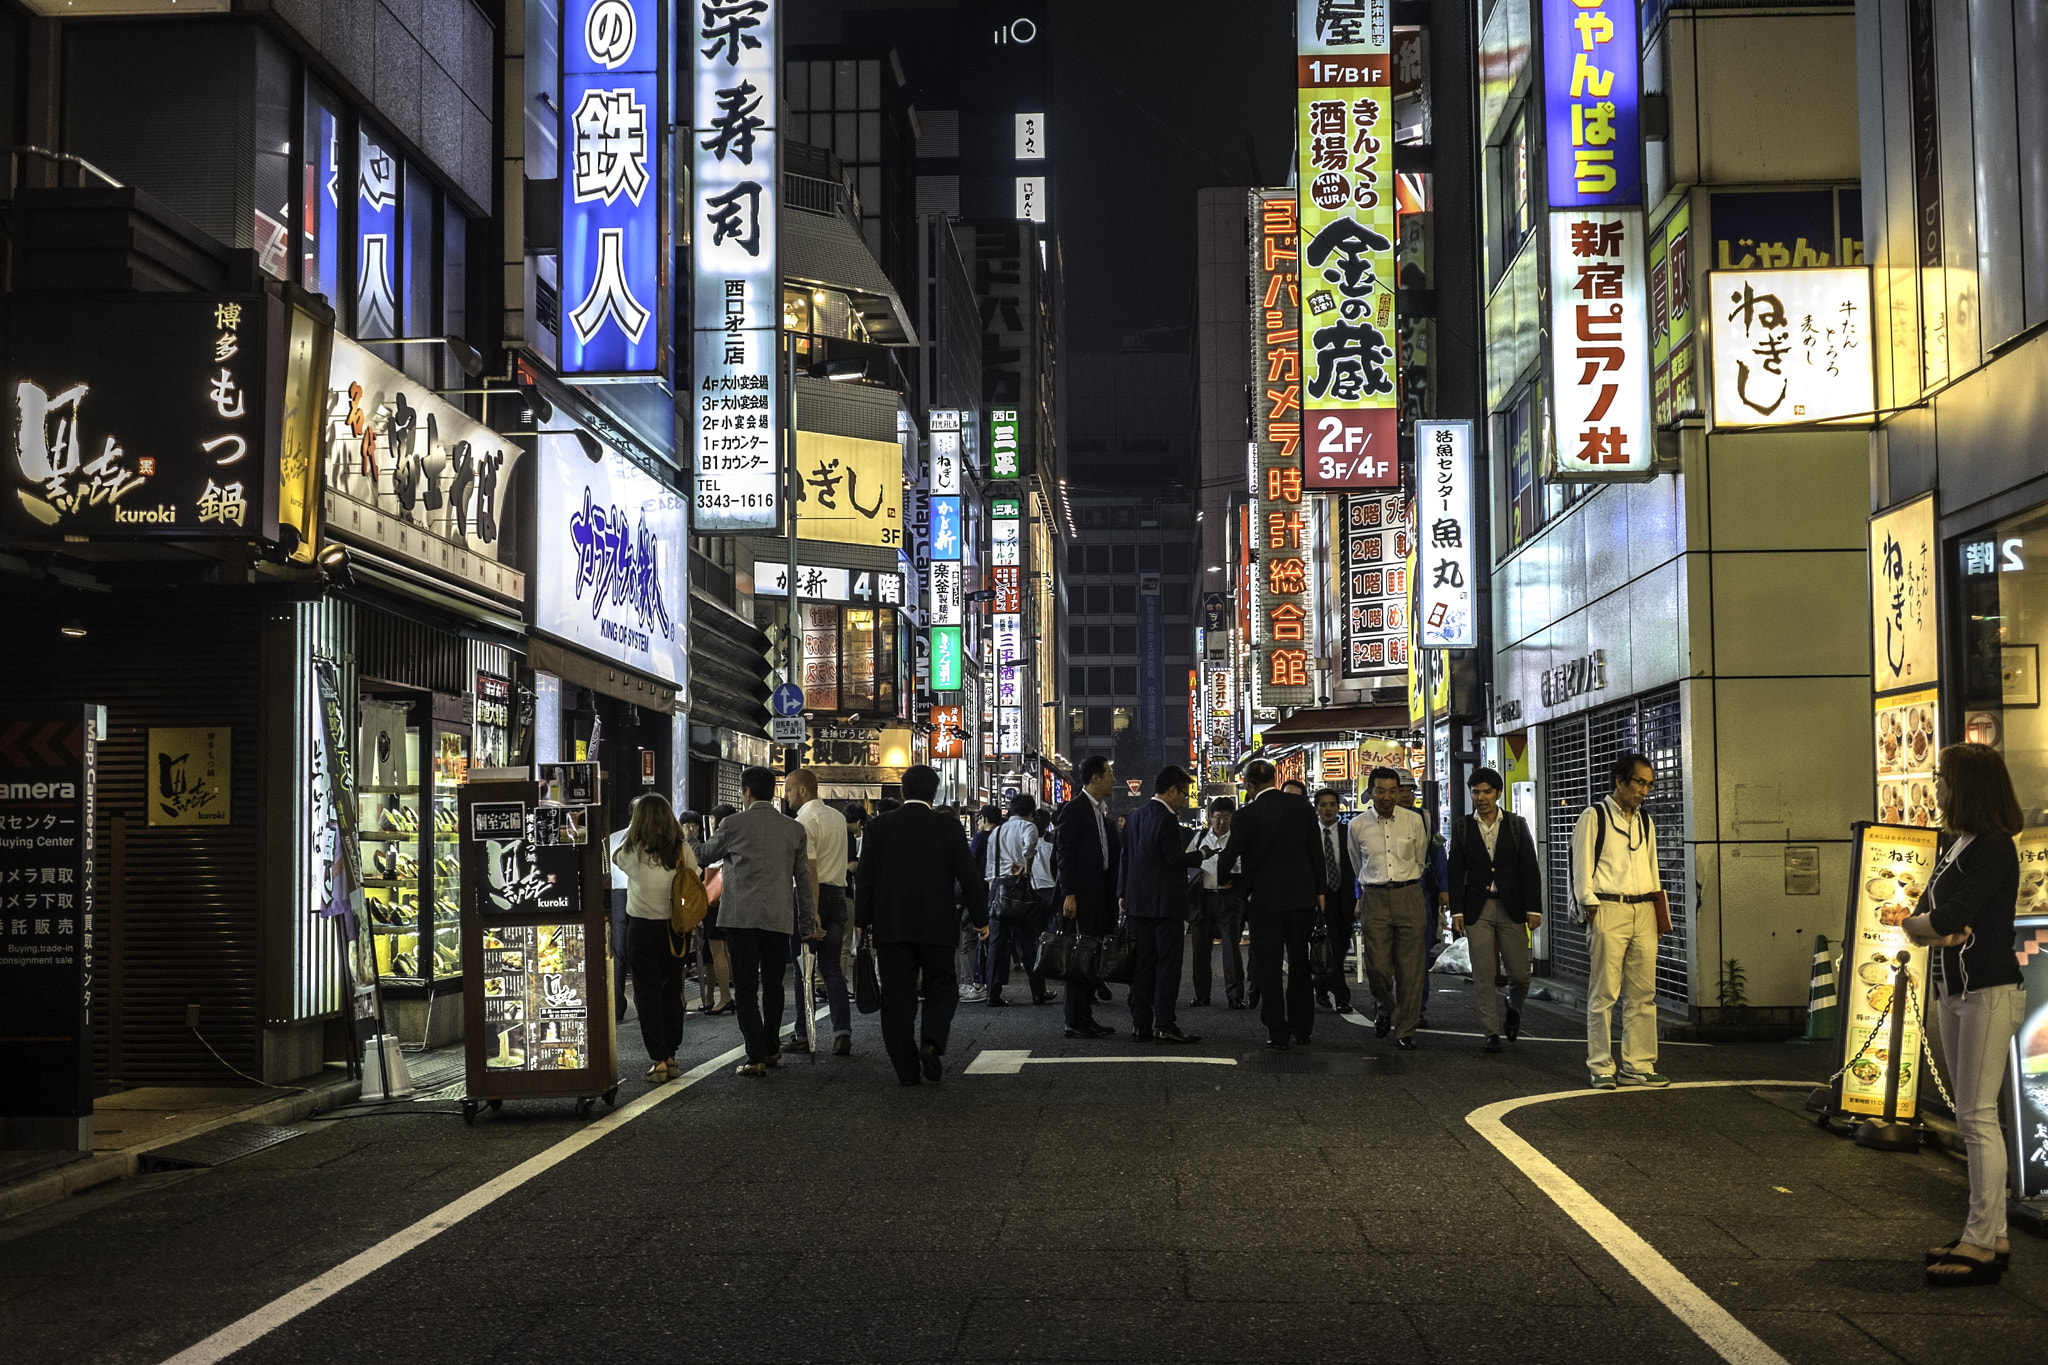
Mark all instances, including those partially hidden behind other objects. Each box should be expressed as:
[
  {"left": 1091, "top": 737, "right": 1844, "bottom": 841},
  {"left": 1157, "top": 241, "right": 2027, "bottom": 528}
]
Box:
[
  {"left": 1548, "top": 209, "right": 1653, "bottom": 480},
  {"left": 1708, "top": 267, "right": 1873, "bottom": 428}
]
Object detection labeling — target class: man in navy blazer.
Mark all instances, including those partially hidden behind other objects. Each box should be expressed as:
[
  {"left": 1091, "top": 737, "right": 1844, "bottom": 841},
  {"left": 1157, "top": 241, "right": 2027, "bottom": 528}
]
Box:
[
  {"left": 1218, "top": 758, "right": 1327, "bottom": 1049},
  {"left": 1056, "top": 755, "right": 1121, "bottom": 1038},
  {"left": 1119, "top": 765, "right": 1210, "bottom": 1043}
]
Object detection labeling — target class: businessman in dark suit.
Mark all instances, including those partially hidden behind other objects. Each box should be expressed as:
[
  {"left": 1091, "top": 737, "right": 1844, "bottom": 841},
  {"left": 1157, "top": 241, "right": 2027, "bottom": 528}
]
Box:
[
  {"left": 855, "top": 764, "right": 987, "bottom": 1085},
  {"left": 1218, "top": 758, "right": 1326, "bottom": 1049},
  {"left": 1446, "top": 766, "right": 1544, "bottom": 1051},
  {"left": 1312, "top": 788, "right": 1358, "bottom": 1012},
  {"left": 1119, "top": 765, "right": 1210, "bottom": 1044},
  {"left": 1056, "top": 754, "right": 1121, "bottom": 1038}
]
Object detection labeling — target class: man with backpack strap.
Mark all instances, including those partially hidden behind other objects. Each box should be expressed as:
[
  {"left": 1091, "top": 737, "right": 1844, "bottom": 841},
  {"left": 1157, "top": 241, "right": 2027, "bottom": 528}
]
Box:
[
  {"left": 1571, "top": 751, "right": 1671, "bottom": 1090},
  {"left": 985, "top": 793, "right": 1055, "bottom": 1006}
]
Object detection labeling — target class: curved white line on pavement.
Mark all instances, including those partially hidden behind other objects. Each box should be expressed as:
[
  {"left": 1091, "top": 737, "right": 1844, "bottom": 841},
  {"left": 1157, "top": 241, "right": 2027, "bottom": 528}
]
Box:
[
  {"left": 156, "top": 1015, "right": 809, "bottom": 1365},
  {"left": 1467, "top": 1080, "right": 1809, "bottom": 1365}
]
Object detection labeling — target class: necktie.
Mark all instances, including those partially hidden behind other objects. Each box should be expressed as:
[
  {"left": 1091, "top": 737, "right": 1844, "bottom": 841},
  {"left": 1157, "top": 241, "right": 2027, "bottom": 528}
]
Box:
[
  {"left": 1327, "top": 827, "right": 1341, "bottom": 890},
  {"left": 1094, "top": 800, "right": 1108, "bottom": 864}
]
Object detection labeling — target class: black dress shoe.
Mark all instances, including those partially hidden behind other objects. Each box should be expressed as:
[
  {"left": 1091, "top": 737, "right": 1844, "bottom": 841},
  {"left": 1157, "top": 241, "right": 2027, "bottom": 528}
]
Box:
[
  {"left": 1417, "top": 1015, "right": 1431, "bottom": 1030},
  {"left": 1155, "top": 1028, "right": 1201, "bottom": 1045},
  {"left": 1095, "top": 983, "right": 1113, "bottom": 1002},
  {"left": 1293, "top": 1034, "right": 1313, "bottom": 1047},
  {"left": 1132, "top": 1030, "right": 1156, "bottom": 1043},
  {"left": 833, "top": 1035, "right": 853, "bottom": 1057},
  {"left": 921, "top": 1041, "right": 944, "bottom": 1082},
  {"left": 1188, "top": 998, "right": 1209, "bottom": 1007},
  {"left": 1227, "top": 1000, "right": 1248, "bottom": 1011},
  {"left": 1396, "top": 1036, "right": 1418, "bottom": 1051},
  {"left": 1064, "top": 1026, "right": 1095, "bottom": 1039},
  {"left": 1315, "top": 992, "right": 1333, "bottom": 1010},
  {"left": 1034, "top": 991, "right": 1060, "bottom": 1004},
  {"left": 1265, "top": 1037, "right": 1291, "bottom": 1051},
  {"left": 1504, "top": 1007, "right": 1522, "bottom": 1041},
  {"left": 1374, "top": 1013, "right": 1392, "bottom": 1038},
  {"left": 986, "top": 994, "right": 1008, "bottom": 1007},
  {"left": 1483, "top": 1033, "right": 1503, "bottom": 1053},
  {"left": 1087, "top": 1023, "right": 1116, "bottom": 1037}
]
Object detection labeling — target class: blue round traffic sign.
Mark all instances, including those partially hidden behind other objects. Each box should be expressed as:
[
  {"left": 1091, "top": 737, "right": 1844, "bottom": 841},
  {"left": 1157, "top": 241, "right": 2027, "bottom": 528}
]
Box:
[{"left": 772, "top": 683, "right": 806, "bottom": 718}]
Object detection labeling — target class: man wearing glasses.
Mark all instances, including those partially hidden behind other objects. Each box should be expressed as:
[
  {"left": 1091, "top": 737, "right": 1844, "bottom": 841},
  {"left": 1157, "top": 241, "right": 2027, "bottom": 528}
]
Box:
[{"left": 1571, "top": 752, "right": 1671, "bottom": 1090}]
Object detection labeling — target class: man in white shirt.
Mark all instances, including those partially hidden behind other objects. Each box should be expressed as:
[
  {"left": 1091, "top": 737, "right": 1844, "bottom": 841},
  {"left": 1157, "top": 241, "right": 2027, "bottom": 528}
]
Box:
[
  {"left": 986, "top": 794, "right": 1055, "bottom": 1007},
  {"left": 1347, "top": 766, "right": 1429, "bottom": 1049},
  {"left": 788, "top": 769, "right": 853, "bottom": 1055},
  {"left": 1187, "top": 799, "right": 1242, "bottom": 1008},
  {"left": 1572, "top": 751, "right": 1669, "bottom": 1089}
]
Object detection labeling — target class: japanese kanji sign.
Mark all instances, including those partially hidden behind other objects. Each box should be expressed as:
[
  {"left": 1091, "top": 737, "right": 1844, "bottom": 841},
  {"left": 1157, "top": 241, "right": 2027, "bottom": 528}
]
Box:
[
  {"left": 1254, "top": 439, "right": 1317, "bottom": 711},
  {"left": 1547, "top": 209, "right": 1653, "bottom": 480},
  {"left": 929, "top": 409, "right": 962, "bottom": 494},
  {"left": 931, "top": 704, "right": 964, "bottom": 759},
  {"left": 1869, "top": 493, "right": 1937, "bottom": 696},
  {"left": 564, "top": 0, "right": 667, "bottom": 376},
  {"left": 1541, "top": 0, "right": 1640, "bottom": 209},
  {"left": 691, "top": 0, "right": 778, "bottom": 531},
  {"left": 1295, "top": 2, "right": 1398, "bottom": 488},
  {"left": 1414, "top": 420, "right": 1474, "bottom": 650},
  {"left": 0, "top": 705, "right": 96, "bottom": 1151},
  {"left": 146, "top": 728, "right": 231, "bottom": 827},
  {"left": 930, "top": 625, "right": 963, "bottom": 692},
  {"left": 3, "top": 295, "right": 281, "bottom": 544},
  {"left": 990, "top": 408, "right": 1021, "bottom": 479},
  {"left": 1708, "top": 267, "right": 1873, "bottom": 428},
  {"left": 792, "top": 432, "right": 902, "bottom": 549},
  {"left": 1342, "top": 491, "right": 1408, "bottom": 677}
]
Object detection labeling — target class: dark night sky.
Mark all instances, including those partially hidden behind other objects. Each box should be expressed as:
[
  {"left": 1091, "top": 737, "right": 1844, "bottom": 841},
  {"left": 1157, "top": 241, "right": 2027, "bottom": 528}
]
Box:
[{"left": 1046, "top": 1, "right": 1297, "bottom": 350}]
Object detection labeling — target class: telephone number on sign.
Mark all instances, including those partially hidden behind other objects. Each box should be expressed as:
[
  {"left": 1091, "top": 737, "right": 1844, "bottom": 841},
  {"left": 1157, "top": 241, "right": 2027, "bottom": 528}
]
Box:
[{"left": 699, "top": 492, "right": 778, "bottom": 510}]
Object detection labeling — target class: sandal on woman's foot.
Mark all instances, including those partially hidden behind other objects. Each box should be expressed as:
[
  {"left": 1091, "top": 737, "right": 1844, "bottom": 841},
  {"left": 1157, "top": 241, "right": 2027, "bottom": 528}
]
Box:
[
  {"left": 1926, "top": 1239, "right": 2009, "bottom": 1267},
  {"left": 1926, "top": 1251, "right": 2005, "bottom": 1287},
  {"left": 645, "top": 1060, "right": 670, "bottom": 1082}
]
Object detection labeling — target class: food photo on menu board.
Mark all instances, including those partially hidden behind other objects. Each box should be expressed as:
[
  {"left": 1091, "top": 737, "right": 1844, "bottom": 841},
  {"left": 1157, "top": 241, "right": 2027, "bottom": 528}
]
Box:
[
  {"left": 482, "top": 923, "right": 590, "bottom": 1072},
  {"left": 538, "top": 762, "right": 598, "bottom": 807},
  {"left": 1837, "top": 823, "right": 1937, "bottom": 1117},
  {"left": 1874, "top": 688, "right": 1938, "bottom": 827}
]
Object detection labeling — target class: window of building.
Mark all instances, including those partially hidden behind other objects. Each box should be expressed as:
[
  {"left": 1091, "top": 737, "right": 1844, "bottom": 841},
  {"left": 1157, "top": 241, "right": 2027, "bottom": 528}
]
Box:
[
  {"left": 254, "top": 35, "right": 292, "bottom": 281},
  {"left": 1113, "top": 625, "right": 1137, "bottom": 655},
  {"left": 1068, "top": 544, "right": 1086, "bottom": 575},
  {"left": 1069, "top": 707, "right": 1085, "bottom": 734},
  {"left": 1068, "top": 625, "right": 1086, "bottom": 654},
  {"left": 786, "top": 56, "right": 889, "bottom": 255},
  {"left": 1500, "top": 110, "right": 1531, "bottom": 265},
  {"left": 1113, "top": 585, "right": 1137, "bottom": 614},
  {"left": 1112, "top": 706, "right": 1134, "bottom": 733},
  {"left": 1089, "top": 706, "right": 1112, "bottom": 736},
  {"left": 302, "top": 79, "right": 344, "bottom": 309},
  {"left": 1069, "top": 665, "right": 1086, "bottom": 695},
  {"left": 1087, "top": 545, "right": 1111, "bottom": 574},
  {"left": 1113, "top": 666, "right": 1137, "bottom": 694},
  {"left": 1087, "top": 586, "right": 1113, "bottom": 615},
  {"left": 1113, "top": 545, "right": 1136, "bottom": 574},
  {"left": 1165, "top": 543, "right": 1190, "bottom": 573},
  {"left": 1088, "top": 666, "right": 1112, "bottom": 694},
  {"left": 1138, "top": 544, "right": 1161, "bottom": 571},
  {"left": 1164, "top": 584, "right": 1189, "bottom": 615},
  {"left": 1087, "top": 625, "right": 1112, "bottom": 654}
]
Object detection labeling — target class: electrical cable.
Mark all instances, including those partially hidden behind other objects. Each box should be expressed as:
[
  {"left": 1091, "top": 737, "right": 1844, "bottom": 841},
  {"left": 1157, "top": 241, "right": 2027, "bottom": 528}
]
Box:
[{"left": 188, "top": 1025, "right": 312, "bottom": 1095}]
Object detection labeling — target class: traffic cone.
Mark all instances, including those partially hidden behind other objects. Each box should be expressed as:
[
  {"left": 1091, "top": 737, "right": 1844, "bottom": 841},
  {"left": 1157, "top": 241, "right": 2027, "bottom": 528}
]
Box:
[{"left": 1802, "top": 935, "right": 1837, "bottom": 1041}]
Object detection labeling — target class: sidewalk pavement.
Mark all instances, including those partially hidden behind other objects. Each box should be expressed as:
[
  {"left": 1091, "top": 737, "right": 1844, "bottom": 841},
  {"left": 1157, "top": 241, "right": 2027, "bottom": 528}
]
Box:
[{"left": 0, "top": 1068, "right": 360, "bottom": 1223}]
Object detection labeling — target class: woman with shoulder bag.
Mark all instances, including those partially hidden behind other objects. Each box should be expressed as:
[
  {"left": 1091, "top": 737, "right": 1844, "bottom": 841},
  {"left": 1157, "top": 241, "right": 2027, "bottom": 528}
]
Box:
[
  {"left": 1882, "top": 743, "right": 2026, "bottom": 1286},
  {"left": 618, "top": 794, "right": 698, "bottom": 1081}
]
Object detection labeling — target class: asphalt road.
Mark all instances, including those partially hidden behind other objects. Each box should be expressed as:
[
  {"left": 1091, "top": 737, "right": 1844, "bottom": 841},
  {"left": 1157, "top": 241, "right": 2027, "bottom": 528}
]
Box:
[{"left": 3, "top": 960, "right": 2044, "bottom": 1365}]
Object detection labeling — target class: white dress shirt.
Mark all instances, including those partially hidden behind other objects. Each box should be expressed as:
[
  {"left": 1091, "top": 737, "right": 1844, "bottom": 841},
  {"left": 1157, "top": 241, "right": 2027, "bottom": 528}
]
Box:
[
  {"left": 988, "top": 814, "right": 1040, "bottom": 880},
  {"left": 1348, "top": 803, "right": 1427, "bottom": 885},
  {"left": 1475, "top": 810, "right": 1502, "bottom": 894},
  {"left": 1570, "top": 796, "right": 1660, "bottom": 910},
  {"left": 1191, "top": 829, "right": 1228, "bottom": 889},
  {"left": 795, "top": 797, "right": 849, "bottom": 886}
]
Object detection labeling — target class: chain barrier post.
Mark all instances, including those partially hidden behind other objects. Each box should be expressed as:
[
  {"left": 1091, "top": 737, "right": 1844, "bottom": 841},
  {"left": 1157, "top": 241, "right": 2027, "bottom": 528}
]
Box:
[{"left": 1854, "top": 950, "right": 1921, "bottom": 1151}]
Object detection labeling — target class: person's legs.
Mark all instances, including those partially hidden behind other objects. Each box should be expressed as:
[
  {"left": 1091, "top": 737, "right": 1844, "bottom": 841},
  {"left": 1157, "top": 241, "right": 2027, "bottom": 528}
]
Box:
[
  {"left": 1391, "top": 885, "right": 1429, "bottom": 1039},
  {"left": 1618, "top": 903, "right": 1660, "bottom": 1077},
  {"left": 708, "top": 936, "right": 732, "bottom": 1008},
  {"left": 1938, "top": 984, "right": 2024, "bottom": 1249},
  {"left": 1148, "top": 919, "right": 1184, "bottom": 1034},
  {"left": 1585, "top": 908, "right": 1626, "bottom": 1077},
  {"left": 1282, "top": 909, "right": 1316, "bottom": 1040},
  {"left": 1465, "top": 910, "right": 1504, "bottom": 1036},
  {"left": 658, "top": 942, "right": 686, "bottom": 1057},
  {"left": 1250, "top": 912, "right": 1288, "bottom": 1040},
  {"left": 875, "top": 942, "right": 921, "bottom": 1082},
  {"left": 1320, "top": 905, "right": 1354, "bottom": 1009},
  {"left": 817, "top": 889, "right": 851, "bottom": 1038},
  {"left": 1492, "top": 904, "right": 1532, "bottom": 1025},
  {"left": 627, "top": 917, "right": 672, "bottom": 1062},
  {"left": 919, "top": 942, "right": 961, "bottom": 1054},
  {"left": 611, "top": 889, "right": 631, "bottom": 1023},
  {"left": 986, "top": 906, "right": 1016, "bottom": 1000},
  {"left": 1189, "top": 895, "right": 1217, "bottom": 1005},
  {"left": 1360, "top": 889, "right": 1396, "bottom": 1021},
  {"left": 753, "top": 927, "right": 788, "bottom": 1051},
  {"left": 1219, "top": 901, "right": 1246, "bottom": 1006},
  {"left": 727, "top": 929, "right": 775, "bottom": 1061}
]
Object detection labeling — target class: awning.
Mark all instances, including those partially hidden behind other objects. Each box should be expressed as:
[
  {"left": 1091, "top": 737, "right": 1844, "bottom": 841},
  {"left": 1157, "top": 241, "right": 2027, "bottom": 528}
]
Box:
[
  {"left": 783, "top": 208, "right": 919, "bottom": 345},
  {"left": 1260, "top": 704, "right": 1410, "bottom": 743},
  {"left": 527, "top": 635, "right": 679, "bottom": 714}
]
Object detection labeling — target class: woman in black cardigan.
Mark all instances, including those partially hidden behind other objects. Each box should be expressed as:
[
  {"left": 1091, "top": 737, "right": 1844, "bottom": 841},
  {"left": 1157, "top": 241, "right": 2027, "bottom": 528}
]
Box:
[{"left": 1882, "top": 742, "right": 2025, "bottom": 1287}]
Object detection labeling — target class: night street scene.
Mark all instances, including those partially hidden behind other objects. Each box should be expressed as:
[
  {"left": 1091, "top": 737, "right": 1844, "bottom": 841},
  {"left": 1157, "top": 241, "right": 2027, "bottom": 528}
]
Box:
[{"left": 6, "top": 1, "right": 2048, "bottom": 1363}]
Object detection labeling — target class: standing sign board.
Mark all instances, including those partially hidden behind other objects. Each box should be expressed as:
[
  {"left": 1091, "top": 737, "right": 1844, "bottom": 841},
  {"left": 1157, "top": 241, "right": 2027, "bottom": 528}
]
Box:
[
  {"left": 460, "top": 776, "right": 617, "bottom": 1115},
  {"left": 0, "top": 706, "right": 97, "bottom": 1151},
  {"left": 1414, "top": 420, "right": 1474, "bottom": 649},
  {"left": 1832, "top": 822, "right": 1937, "bottom": 1119},
  {"left": 2008, "top": 829, "right": 2048, "bottom": 1195},
  {"left": 1870, "top": 493, "right": 1939, "bottom": 826}
]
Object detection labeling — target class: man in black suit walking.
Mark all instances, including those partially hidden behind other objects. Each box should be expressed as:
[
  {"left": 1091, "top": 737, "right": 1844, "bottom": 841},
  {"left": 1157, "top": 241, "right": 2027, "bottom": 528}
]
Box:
[
  {"left": 1120, "top": 765, "right": 1209, "bottom": 1044},
  {"left": 1218, "top": 758, "right": 1327, "bottom": 1049},
  {"left": 854, "top": 764, "right": 987, "bottom": 1085},
  {"left": 1446, "top": 766, "right": 1544, "bottom": 1052},
  {"left": 1312, "top": 787, "right": 1358, "bottom": 1013},
  {"left": 1055, "top": 755, "right": 1121, "bottom": 1038}
]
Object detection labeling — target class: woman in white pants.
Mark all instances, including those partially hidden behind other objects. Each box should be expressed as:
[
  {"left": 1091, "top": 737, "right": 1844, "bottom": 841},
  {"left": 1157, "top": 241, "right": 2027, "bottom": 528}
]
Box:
[{"left": 1885, "top": 742, "right": 2025, "bottom": 1287}]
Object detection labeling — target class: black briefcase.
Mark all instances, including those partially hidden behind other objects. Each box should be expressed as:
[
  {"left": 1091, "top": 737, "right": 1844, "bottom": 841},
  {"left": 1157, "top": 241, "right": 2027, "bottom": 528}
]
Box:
[
  {"left": 1093, "top": 919, "right": 1136, "bottom": 985},
  {"left": 1033, "top": 917, "right": 1077, "bottom": 980},
  {"left": 853, "top": 937, "right": 882, "bottom": 1014}
]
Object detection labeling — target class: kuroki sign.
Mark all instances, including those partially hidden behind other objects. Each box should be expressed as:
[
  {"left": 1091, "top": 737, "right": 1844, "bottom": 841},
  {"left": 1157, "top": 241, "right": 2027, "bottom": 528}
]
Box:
[
  {"left": 562, "top": 0, "right": 667, "bottom": 376},
  {"left": 3, "top": 295, "right": 283, "bottom": 542},
  {"left": 534, "top": 435, "right": 688, "bottom": 689},
  {"left": 322, "top": 335, "right": 524, "bottom": 601}
]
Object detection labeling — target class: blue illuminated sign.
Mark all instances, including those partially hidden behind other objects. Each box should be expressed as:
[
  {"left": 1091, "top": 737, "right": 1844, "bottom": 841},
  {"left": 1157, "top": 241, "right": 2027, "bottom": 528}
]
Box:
[
  {"left": 357, "top": 127, "right": 399, "bottom": 336},
  {"left": 1541, "top": 0, "right": 1640, "bottom": 209},
  {"left": 929, "top": 496, "right": 962, "bottom": 561},
  {"left": 561, "top": 0, "right": 666, "bottom": 376}
]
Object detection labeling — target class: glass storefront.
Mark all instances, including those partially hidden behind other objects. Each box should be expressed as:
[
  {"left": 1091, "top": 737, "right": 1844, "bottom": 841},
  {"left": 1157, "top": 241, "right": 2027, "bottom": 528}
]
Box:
[{"left": 1956, "top": 512, "right": 2048, "bottom": 823}]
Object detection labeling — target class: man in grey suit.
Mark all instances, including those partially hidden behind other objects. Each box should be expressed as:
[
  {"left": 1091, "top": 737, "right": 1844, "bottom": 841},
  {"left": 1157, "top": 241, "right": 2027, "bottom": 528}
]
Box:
[{"left": 697, "top": 765, "right": 819, "bottom": 1077}]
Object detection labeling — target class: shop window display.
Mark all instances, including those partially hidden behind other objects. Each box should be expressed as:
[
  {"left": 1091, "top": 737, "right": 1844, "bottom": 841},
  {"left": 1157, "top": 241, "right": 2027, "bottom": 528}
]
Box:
[
  {"left": 1958, "top": 515, "right": 2048, "bottom": 830},
  {"left": 355, "top": 699, "right": 471, "bottom": 987}
]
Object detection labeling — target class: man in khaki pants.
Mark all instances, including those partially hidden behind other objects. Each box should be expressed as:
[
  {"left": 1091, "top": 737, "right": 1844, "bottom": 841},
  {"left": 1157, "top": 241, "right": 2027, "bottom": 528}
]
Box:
[
  {"left": 1571, "top": 752, "right": 1670, "bottom": 1089},
  {"left": 1349, "top": 766, "right": 1430, "bottom": 1050}
]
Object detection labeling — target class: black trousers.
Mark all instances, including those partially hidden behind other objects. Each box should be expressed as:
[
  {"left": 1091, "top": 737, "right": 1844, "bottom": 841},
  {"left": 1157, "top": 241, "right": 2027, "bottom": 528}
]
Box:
[
  {"left": 1190, "top": 891, "right": 1244, "bottom": 1006},
  {"left": 1251, "top": 908, "right": 1316, "bottom": 1042},
  {"left": 726, "top": 927, "right": 787, "bottom": 1063},
  {"left": 1128, "top": 916, "right": 1185, "bottom": 1034},
  {"left": 987, "top": 901, "right": 1048, "bottom": 1001},
  {"left": 626, "top": 915, "right": 684, "bottom": 1062},
  {"left": 1320, "top": 904, "right": 1355, "bottom": 1008},
  {"left": 876, "top": 941, "right": 959, "bottom": 1082}
]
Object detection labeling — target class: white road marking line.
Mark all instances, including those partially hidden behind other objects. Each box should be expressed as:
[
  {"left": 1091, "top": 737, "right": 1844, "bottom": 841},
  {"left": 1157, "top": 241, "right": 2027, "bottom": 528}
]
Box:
[
  {"left": 1467, "top": 1080, "right": 1808, "bottom": 1365},
  {"left": 964, "top": 1048, "right": 1238, "bottom": 1075},
  {"left": 155, "top": 1005, "right": 832, "bottom": 1365},
  {"left": 1337, "top": 1009, "right": 1711, "bottom": 1045}
]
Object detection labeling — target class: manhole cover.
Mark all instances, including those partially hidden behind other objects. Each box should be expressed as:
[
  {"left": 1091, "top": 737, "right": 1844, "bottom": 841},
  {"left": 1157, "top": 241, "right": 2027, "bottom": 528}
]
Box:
[{"left": 138, "top": 1122, "right": 304, "bottom": 1172}]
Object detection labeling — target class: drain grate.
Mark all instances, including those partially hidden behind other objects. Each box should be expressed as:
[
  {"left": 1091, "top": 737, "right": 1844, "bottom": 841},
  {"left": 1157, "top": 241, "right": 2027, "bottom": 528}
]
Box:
[
  {"left": 138, "top": 1122, "right": 304, "bottom": 1172},
  {"left": 404, "top": 1055, "right": 469, "bottom": 1094}
]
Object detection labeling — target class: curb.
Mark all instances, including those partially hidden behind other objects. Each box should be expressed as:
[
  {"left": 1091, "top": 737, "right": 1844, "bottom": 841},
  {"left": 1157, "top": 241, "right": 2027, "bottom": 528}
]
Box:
[{"left": 0, "top": 1072, "right": 361, "bottom": 1223}]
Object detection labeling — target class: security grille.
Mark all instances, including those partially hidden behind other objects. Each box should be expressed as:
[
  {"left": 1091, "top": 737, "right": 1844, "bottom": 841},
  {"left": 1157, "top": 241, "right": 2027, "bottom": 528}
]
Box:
[{"left": 1540, "top": 686, "right": 1689, "bottom": 1007}]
